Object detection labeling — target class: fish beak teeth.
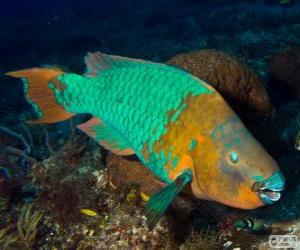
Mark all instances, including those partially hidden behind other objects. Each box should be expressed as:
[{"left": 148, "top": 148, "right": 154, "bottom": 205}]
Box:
[
  {"left": 255, "top": 186, "right": 283, "bottom": 204},
  {"left": 258, "top": 189, "right": 281, "bottom": 204},
  {"left": 252, "top": 171, "right": 285, "bottom": 205},
  {"left": 258, "top": 186, "right": 284, "bottom": 192}
]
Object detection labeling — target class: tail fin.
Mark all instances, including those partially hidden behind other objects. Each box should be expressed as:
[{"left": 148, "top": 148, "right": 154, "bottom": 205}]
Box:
[{"left": 6, "top": 68, "right": 74, "bottom": 124}]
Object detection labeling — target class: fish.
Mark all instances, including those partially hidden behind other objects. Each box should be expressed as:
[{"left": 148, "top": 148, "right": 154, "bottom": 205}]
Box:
[
  {"left": 140, "top": 192, "right": 150, "bottom": 202},
  {"left": 234, "top": 217, "right": 300, "bottom": 234},
  {"left": 7, "top": 51, "right": 285, "bottom": 229},
  {"left": 234, "top": 217, "right": 271, "bottom": 232},
  {"left": 80, "top": 209, "right": 98, "bottom": 217}
]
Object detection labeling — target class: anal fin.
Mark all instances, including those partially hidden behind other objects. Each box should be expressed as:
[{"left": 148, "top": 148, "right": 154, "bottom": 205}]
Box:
[
  {"left": 145, "top": 169, "right": 192, "bottom": 230},
  {"left": 77, "top": 117, "right": 135, "bottom": 156}
]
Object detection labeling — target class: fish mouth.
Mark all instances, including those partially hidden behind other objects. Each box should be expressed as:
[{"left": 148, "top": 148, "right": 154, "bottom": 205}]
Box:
[
  {"left": 253, "top": 171, "right": 285, "bottom": 205},
  {"left": 258, "top": 187, "right": 282, "bottom": 204}
]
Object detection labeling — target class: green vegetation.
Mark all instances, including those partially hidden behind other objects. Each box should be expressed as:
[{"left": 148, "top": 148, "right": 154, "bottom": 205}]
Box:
[{"left": 0, "top": 204, "right": 44, "bottom": 249}]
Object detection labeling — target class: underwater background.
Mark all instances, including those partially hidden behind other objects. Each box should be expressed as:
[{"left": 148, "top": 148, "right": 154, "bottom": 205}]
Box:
[{"left": 0, "top": 0, "right": 300, "bottom": 249}]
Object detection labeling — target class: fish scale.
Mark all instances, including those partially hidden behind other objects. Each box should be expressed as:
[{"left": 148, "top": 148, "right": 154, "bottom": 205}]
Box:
[{"left": 56, "top": 64, "right": 210, "bottom": 182}]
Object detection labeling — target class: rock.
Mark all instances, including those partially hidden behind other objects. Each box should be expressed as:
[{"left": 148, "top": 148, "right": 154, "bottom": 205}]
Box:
[
  {"left": 167, "top": 49, "right": 272, "bottom": 113},
  {"left": 107, "top": 153, "right": 164, "bottom": 196},
  {"left": 269, "top": 45, "right": 300, "bottom": 101}
]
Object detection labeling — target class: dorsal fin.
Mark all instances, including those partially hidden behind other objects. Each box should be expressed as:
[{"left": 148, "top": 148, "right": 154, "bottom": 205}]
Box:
[
  {"left": 77, "top": 117, "right": 135, "bottom": 156},
  {"left": 41, "top": 64, "right": 70, "bottom": 72},
  {"left": 84, "top": 51, "right": 162, "bottom": 77}
]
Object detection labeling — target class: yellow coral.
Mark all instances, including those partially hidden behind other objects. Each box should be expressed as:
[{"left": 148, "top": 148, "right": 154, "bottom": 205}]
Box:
[{"left": 126, "top": 189, "right": 139, "bottom": 205}]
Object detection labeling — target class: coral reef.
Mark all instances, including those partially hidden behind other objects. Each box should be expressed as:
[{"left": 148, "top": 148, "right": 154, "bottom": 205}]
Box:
[
  {"left": 32, "top": 134, "right": 103, "bottom": 225},
  {"left": 30, "top": 134, "right": 181, "bottom": 248},
  {"left": 0, "top": 127, "right": 298, "bottom": 248},
  {"left": 167, "top": 49, "right": 272, "bottom": 113},
  {"left": 24, "top": 132, "right": 289, "bottom": 249}
]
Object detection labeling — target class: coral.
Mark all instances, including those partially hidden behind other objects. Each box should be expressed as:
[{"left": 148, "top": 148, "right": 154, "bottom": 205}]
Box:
[
  {"left": 30, "top": 138, "right": 176, "bottom": 248},
  {"left": 0, "top": 126, "right": 33, "bottom": 175},
  {"left": 0, "top": 126, "right": 31, "bottom": 157},
  {"left": 74, "top": 204, "right": 174, "bottom": 249},
  {"left": 107, "top": 153, "right": 164, "bottom": 196},
  {"left": 42, "top": 128, "right": 55, "bottom": 155},
  {"left": 28, "top": 134, "right": 199, "bottom": 248},
  {"left": 0, "top": 197, "right": 10, "bottom": 213},
  {"left": 0, "top": 125, "right": 39, "bottom": 210},
  {"left": 269, "top": 44, "right": 300, "bottom": 103},
  {"left": 0, "top": 204, "right": 44, "bottom": 250},
  {"left": 167, "top": 49, "right": 272, "bottom": 113},
  {"left": 0, "top": 225, "right": 18, "bottom": 250},
  {"left": 2, "top": 129, "right": 289, "bottom": 249},
  {"left": 180, "top": 229, "right": 222, "bottom": 249},
  {"left": 32, "top": 134, "right": 105, "bottom": 225},
  {"left": 16, "top": 204, "right": 44, "bottom": 248}
]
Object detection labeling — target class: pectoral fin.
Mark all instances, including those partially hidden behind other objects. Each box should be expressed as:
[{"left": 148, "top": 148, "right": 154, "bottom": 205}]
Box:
[
  {"left": 145, "top": 169, "right": 192, "bottom": 230},
  {"left": 77, "top": 117, "right": 135, "bottom": 156}
]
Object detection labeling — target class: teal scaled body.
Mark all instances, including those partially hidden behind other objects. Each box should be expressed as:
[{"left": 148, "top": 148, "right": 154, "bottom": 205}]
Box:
[{"left": 54, "top": 59, "right": 212, "bottom": 183}]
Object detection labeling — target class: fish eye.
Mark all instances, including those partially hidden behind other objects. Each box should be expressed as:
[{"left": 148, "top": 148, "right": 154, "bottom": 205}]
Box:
[{"left": 229, "top": 151, "right": 239, "bottom": 164}]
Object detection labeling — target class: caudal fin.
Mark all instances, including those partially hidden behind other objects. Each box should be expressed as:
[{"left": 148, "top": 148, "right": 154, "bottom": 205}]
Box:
[{"left": 6, "top": 68, "right": 74, "bottom": 124}]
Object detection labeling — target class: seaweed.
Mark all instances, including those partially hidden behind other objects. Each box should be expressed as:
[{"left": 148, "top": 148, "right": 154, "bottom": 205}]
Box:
[
  {"left": 0, "top": 204, "right": 44, "bottom": 249},
  {"left": 181, "top": 228, "right": 222, "bottom": 250},
  {"left": 0, "top": 225, "right": 19, "bottom": 250}
]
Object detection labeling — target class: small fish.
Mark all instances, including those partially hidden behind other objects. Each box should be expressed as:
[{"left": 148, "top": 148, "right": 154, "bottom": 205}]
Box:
[
  {"left": 234, "top": 217, "right": 300, "bottom": 234},
  {"left": 80, "top": 209, "right": 98, "bottom": 217},
  {"left": 140, "top": 192, "right": 150, "bottom": 202},
  {"left": 7, "top": 51, "right": 285, "bottom": 229},
  {"left": 234, "top": 217, "right": 271, "bottom": 232}
]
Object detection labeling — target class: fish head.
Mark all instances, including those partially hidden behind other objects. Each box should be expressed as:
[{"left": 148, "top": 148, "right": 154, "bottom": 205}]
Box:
[{"left": 190, "top": 115, "right": 285, "bottom": 209}]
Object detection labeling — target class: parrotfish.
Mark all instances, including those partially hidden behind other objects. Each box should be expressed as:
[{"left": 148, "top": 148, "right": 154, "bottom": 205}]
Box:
[{"left": 7, "top": 52, "right": 285, "bottom": 229}]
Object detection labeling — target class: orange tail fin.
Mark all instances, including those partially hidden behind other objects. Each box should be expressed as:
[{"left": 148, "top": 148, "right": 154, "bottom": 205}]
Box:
[{"left": 6, "top": 68, "right": 74, "bottom": 124}]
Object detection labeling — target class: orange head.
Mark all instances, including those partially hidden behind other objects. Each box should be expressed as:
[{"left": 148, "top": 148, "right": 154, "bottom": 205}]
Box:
[{"left": 189, "top": 93, "right": 285, "bottom": 209}]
